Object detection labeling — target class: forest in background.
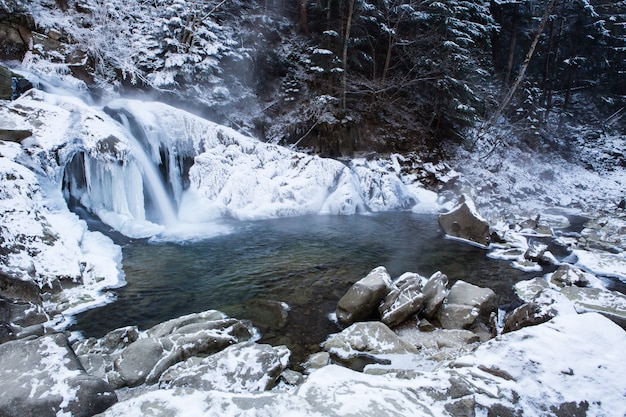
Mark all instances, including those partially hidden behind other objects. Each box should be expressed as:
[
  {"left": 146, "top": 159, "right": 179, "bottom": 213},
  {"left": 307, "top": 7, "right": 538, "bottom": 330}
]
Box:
[{"left": 0, "top": 0, "right": 624, "bottom": 159}]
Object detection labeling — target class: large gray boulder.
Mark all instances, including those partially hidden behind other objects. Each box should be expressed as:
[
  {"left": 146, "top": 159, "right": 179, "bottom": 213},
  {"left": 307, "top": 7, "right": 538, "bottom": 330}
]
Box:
[
  {"left": 161, "top": 341, "right": 290, "bottom": 393},
  {"left": 106, "top": 310, "right": 255, "bottom": 388},
  {"left": 421, "top": 271, "right": 449, "bottom": 319},
  {"left": 378, "top": 277, "right": 425, "bottom": 328},
  {"left": 322, "top": 321, "right": 418, "bottom": 369},
  {"left": 0, "top": 333, "right": 117, "bottom": 417},
  {"left": 438, "top": 198, "right": 491, "bottom": 246},
  {"left": 335, "top": 266, "right": 392, "bottom": 326},
  {"left": 438, "top": 280, "right": 497, "bottom": 334}
]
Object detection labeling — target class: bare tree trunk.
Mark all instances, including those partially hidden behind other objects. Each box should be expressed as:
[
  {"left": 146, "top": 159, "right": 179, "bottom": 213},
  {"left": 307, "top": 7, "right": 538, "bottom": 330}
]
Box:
[
  {"left": 487, "top": 0, "right": 557, "bottom": 128},
  {"left": 299, "top": 0, "right": 309, "bottom": 35},
  {"left": 341, "top": 0, "right": 355, "bottom": 109},
  {"left": 504, "top": 5, "right": 519, "bottom": 86}
]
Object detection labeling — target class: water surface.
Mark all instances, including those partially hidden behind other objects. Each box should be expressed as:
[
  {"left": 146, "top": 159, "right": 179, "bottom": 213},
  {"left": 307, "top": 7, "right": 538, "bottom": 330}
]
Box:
[{"left": 73, "top": 212, "right": 537, "bottom": 365}]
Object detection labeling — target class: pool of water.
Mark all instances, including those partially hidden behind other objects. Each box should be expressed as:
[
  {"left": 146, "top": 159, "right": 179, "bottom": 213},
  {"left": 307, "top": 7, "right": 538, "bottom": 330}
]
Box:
[{"left": 72, "top": 212, "right": 538, "bottom": 365}]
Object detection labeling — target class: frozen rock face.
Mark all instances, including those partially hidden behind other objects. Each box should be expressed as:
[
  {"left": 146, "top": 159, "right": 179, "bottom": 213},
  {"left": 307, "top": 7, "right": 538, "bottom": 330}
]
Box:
[
  {"left": 0, "top": 140, "right": 124, "bottom": 323},
  {"left": 438, "top": 198, "right": 491, "bottom": 246},
  {"left": 0, "top": 333, "right": 117, "bottom": 417},
  {"left": 335, "top": 266, "right": 392, "bottom": 326},
  {"left": 2, "top": 90, "right": 444, "bottom": 241}
]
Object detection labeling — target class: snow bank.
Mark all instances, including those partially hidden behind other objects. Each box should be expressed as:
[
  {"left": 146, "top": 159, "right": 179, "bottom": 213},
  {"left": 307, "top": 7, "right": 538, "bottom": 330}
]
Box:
[{"left": 97, "top": 313, "right": 626, "bottom": 417}]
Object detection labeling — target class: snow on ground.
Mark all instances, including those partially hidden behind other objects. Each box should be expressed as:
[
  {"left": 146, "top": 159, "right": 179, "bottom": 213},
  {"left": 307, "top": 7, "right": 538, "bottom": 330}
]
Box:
[
  {"left": 96, "top": 313, "right": 626, "bottom": 417},
  {"left": 451, "top": 137, "right": 626, "bottom": 223}
]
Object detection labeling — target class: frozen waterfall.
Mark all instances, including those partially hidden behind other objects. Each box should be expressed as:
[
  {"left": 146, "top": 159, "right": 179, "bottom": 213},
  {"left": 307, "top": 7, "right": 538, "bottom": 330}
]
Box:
[{"left": 57, "top": 96, "right": 443, "bottom": 240}]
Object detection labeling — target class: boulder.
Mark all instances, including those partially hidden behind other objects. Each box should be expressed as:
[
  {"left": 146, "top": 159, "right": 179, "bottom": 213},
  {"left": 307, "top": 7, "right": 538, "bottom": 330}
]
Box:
[
  {"left": 513, "top": 277, "right": 550, "bottom": 302},
  {"left": 0, "top": 333, "right": 117, "bottom": 417},
  {"left": 105, "top": 310, "right": 255, "bottom": 388},
  {"left": 446, "top": 280, "right": 497, "bottom": 316},
  {"left": 560, "top": 286, "right": 626, "bottom": 328},
  {"left": 503, "top": 301, "right": 556, "bottom": 333},
  {"left": 549, "top": 264, "right": 595, "bottom": 288},
  {"left": 438, "top": 304, "right": 480, "bottom": 330},
  {"left": 438, "top": 198, "right": 491, "bottom": 246},
  {"left": 421, "top": 271, "right": 449, "bottom": 319},
  {"left": 438, "top": 280, "right": 497, "bottom": 332},
  {"left": 0, "top": 128, "right": 33, "bottom": 142},
  {"left": 378, "top": 277, "right": 425, "bottom": 328},
  {"left": 0, "top": 272, "right": 42, "bottom": 304},
  {"left": 504, "top": 288, "right": 577, "bottom": 333},
  {"left": 335, "top": 266, "right": 392, "bottom": 326},
  {"left": 303, "top": 351, "right": 331, "bottom": 373},
  {"left": 161, "top": 341, "right": 290, "bottom": 393},
  {"left": 524, "top": 242, "right": 555, "bottom": 265},
  {"left": 112, "top": 337, "right": 164, "bottom": 388},
  {"left": 321, "top": 321, "right": 418, "bottom": 368},
  {"left": 0, "top": 65, "right": 12, "bottom": 99}
]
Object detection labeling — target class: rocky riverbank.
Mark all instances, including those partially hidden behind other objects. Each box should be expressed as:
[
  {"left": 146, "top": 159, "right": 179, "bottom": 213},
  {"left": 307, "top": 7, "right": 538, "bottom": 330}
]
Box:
[{"left": 1, "top": 196, "right": 626, "bottom": 416}]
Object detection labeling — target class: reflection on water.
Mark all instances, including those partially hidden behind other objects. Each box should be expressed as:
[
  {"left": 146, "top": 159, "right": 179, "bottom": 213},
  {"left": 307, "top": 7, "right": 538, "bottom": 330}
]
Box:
[{"left": 72, "top": 212, "right": 537, "bottom": 365}]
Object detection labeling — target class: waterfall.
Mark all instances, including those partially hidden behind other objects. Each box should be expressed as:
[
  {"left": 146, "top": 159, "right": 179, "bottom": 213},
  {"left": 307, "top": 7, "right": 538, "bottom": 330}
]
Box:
[{"left": 115, "top": 112, "right": 179, "bottom": 227}]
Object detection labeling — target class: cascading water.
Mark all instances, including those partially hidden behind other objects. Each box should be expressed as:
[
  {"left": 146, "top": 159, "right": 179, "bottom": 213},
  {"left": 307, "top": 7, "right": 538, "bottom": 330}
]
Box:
[{"left": 114, "top": 111, "right": 179, "bottom": 227}]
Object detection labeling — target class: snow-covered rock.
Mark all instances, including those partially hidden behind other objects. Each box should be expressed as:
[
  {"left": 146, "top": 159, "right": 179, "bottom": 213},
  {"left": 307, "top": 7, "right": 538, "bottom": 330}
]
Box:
[
  {"left": 438, "top": 197, "right": 491, "bottom": 247},
  {"left": 95, "top": 313, "right": 626, "bottom": 417},
  {"left": 378, "top": 275, "right": 425, "bottom": 328},
  {"left": 0, "top": 333, "right": 117, "bottom": 417},
  {"left": 335, "top": 266, "right": 392, "bottom": 326},
  {"left": 160, "top": 341, "right": 290, "bottom": 393}
]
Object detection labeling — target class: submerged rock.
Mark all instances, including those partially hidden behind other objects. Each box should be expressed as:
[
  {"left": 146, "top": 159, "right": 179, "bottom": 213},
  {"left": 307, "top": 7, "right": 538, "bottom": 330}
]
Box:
[
  {"left": 0, "top": 333, "right": 117, "bottom": 417},
  {"left": 438, "top": 198, "right": 491, "bottom": 246},
  {"left": 335, "top": 266, "right": 392, "bottom": 326}
]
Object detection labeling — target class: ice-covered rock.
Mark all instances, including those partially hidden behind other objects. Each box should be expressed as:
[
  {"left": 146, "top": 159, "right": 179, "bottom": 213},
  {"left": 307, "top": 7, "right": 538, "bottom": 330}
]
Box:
[
  {"left": 335, "top": 266, "right": 392, "bottom": 326},
  {"left": 0, "top": 333, "right": 117, "bottom": 417},
  {"left": 438, "top": 197, "right": 491, "bottom": 247},
  {"left": 0, "top": 152, "right": 124, "bottom": 326},
  {"left": 160, "top": 341, "right": 290, "bottom": 393}
]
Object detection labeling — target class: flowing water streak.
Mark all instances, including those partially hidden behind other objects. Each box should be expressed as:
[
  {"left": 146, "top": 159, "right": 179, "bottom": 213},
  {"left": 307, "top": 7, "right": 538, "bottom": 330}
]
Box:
[{"left": 117, "top": 112, "right": 179, "bottom": 227}]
